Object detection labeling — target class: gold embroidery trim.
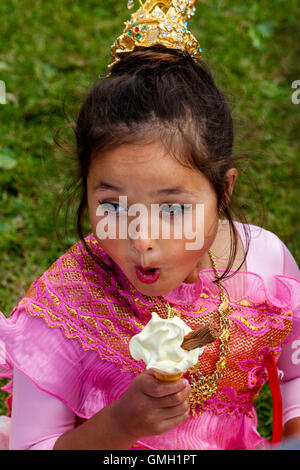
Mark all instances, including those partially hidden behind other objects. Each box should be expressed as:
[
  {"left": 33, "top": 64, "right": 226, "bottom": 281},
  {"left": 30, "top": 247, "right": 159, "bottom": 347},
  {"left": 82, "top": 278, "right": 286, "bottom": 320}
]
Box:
[{"left": 21, "top": 299, "right": 140, "bottom": 375}]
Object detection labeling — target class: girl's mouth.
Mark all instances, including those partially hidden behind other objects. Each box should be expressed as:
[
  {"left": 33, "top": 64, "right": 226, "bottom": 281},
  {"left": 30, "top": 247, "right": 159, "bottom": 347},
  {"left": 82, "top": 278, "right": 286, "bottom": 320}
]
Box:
[{"left": 136, "top": 266, "right": 160, "bottom": 284}]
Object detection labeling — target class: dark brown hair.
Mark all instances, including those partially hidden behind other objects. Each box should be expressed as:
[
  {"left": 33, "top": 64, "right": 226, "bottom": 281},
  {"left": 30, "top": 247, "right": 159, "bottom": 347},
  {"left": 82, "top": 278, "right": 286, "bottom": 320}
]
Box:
[{"left": 55, "top": 44, "right": 251, "bottom": 284}]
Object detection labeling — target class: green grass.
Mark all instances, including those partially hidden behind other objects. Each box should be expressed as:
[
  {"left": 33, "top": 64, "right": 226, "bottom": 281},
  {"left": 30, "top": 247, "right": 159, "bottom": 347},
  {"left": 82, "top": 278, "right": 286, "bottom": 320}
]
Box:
[{"left": 0, "top": 0, "right": 299, "bottom": 443}]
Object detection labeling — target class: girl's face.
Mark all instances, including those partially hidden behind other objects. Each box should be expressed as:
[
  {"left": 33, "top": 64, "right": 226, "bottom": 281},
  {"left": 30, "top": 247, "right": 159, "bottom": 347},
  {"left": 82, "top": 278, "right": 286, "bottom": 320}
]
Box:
[{"left": 87, "top": 140, "right": 230, "bottom": 297}]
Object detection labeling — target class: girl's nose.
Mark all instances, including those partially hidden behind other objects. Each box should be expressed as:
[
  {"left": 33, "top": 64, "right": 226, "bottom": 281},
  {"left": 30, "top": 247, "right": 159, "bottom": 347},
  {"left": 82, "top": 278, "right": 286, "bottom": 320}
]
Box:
[
  {"left": 130, "top": 236, "right": 155, "bottom": 254},
  {"left": 129, "top": 211, "right": 158, "bottom": 253}
]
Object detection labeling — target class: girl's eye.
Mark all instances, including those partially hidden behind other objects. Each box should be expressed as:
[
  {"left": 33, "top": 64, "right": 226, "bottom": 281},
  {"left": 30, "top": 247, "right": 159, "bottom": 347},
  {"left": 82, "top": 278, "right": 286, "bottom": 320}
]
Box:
[
  {"left": 97, "top": 202, "right": 126, "bottom": 213},
  {"left": 97, "top": 202, "right": 190, "bottom": 216},
  {"left": 160, "top": 204, "right": 187, "bottom": 216}
]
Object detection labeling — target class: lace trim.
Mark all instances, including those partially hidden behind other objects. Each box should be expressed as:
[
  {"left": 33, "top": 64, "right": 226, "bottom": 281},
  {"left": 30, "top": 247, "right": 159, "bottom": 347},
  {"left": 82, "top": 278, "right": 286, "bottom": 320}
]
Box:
[
  {"left": 199, "top": 387, "right": 256, "bottom": 418},
  {"left": 21, "top": 299, "right": 143, "bottom": 375}
]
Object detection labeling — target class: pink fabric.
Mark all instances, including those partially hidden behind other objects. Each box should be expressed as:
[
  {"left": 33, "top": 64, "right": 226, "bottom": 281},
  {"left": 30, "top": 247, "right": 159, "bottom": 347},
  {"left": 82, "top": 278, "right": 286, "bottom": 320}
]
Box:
[
  {"left": 0, "top": 221, "right": 299, "bottom": 450},
  {"left": 281, "top": 378, "right": 300, "bottom": 426},
  {"left": 0, "top": 416, "right": 10, "bottom": 450},
  {"left": 9, "top": 367, "right": 74, "bottom": 450}
]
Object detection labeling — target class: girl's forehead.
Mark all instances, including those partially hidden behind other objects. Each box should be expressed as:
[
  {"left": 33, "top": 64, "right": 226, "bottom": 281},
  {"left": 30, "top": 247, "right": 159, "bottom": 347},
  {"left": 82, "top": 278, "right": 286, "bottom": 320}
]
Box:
[
  {"left": 88, "top": 146, "right": 211, "bottom": 197},
  {"left": 90, "top": 141, "right": 205, "bottom": 182},
  {"left": 93, "top": 140, "right": 173, "bottom": 165}
]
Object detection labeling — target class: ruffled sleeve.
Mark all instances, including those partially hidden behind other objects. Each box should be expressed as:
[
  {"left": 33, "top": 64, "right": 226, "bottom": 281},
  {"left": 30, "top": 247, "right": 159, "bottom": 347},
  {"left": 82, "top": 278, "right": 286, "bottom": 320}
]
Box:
[
  {"left": 165, "top": 270, "right": 300, "bottom": 336},
  {"left": 0, "top": 298, "right": 134, "bottom": 419},
  {"left": 0, "top": 301, "right": 99, "bottom": 419},
  {"left": 9, "top": 367, "right": 75, "bottom": 450},
  {"left": 277, "top": 242, "right": 300, "bottom": 379},
  {"left": 164, "top": 231, "right": 300, "bottom": 345},
  {"left": 275, "top": 241, "right": 300, "bottom": 389},
  {"left": 274, "top": 242, "right": 300, "bottom": 426},
  {"left": 0, "top": 235, "right": 140, "bottom": 420}
]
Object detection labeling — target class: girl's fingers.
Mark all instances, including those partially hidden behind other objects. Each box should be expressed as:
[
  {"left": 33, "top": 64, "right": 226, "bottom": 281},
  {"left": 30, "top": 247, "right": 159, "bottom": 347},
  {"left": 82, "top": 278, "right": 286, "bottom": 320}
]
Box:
[
  {"left": 156, "top": 404, "right": 190, "bottom": 433},
  {"left": 155, "top": 385, "right": 191, "bottom": 408},
  {"left": 158, "top": 400, "right": 190, "bottom": 419},
  {"left": 141, "top": 370, "right": 189, "bottom": 398}
]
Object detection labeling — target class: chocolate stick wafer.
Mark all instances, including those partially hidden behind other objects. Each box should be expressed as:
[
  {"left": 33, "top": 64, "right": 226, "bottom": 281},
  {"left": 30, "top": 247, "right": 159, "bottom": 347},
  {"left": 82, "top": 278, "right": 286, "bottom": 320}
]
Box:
[{"left": 181, "top": 323, "right": 219, "bottom": 351}]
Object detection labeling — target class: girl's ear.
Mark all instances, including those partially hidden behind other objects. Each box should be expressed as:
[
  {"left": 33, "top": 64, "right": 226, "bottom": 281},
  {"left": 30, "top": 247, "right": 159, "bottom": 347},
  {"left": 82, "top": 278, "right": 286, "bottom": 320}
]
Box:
[{"left": 224, "top": 167, "right": 238, "bottom": 205}]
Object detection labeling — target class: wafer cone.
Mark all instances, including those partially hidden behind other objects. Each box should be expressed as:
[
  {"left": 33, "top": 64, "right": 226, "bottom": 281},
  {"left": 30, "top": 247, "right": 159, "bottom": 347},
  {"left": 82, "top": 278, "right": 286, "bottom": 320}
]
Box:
[{"left": 153, "top": 370, "right": 183, "bottom": 382}]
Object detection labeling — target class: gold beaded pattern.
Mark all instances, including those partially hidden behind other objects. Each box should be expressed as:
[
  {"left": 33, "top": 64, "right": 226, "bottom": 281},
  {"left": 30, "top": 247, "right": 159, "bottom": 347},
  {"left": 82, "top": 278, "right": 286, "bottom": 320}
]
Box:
[{"left": 164, "top": 249, "right": 232, "bottom": 409}]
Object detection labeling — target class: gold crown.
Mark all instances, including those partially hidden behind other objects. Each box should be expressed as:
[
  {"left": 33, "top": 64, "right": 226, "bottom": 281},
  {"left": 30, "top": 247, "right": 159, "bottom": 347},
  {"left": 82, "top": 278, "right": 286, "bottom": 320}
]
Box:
[{"left": 108, "top": 0, "right": 202, "bottom": 70}]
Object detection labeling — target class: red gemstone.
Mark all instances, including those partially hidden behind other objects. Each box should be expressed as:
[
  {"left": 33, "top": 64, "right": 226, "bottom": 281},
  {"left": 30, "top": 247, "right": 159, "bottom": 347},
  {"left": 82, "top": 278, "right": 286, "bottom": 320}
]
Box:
[{"left": 134, "top": 27, "right": 139, "bottom": 32}]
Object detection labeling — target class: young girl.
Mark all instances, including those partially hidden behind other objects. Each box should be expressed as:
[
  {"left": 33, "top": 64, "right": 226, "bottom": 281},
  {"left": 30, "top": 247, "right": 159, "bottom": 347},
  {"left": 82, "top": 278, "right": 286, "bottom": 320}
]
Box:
[{"left": 1, "top": 2, "right": 300, "bottom": 451}]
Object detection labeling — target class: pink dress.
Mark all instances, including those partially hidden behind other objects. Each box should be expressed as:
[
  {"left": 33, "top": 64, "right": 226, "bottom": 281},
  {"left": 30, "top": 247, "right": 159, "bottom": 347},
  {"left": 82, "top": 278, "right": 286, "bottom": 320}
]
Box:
[{"left": 0, "top": 221, "right": 300, "bottom": 450}]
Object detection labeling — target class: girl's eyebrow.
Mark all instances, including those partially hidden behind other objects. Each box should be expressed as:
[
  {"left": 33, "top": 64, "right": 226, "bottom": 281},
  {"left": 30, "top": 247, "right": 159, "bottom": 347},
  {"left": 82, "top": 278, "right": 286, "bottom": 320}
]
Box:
[
  {"left": 156, "top": 187, "right": 194, "bottom": 196},
  {"left": 94, "top": 182, "right": 194, "bottom": 196},
  {"left": 94, "top": 182, "right": 122, "bottom": 192}
]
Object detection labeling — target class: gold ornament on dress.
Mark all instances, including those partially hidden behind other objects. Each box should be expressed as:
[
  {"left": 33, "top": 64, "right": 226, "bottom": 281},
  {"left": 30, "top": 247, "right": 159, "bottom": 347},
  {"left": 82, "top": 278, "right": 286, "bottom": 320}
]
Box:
[
  {"left": 108, "top": 0, "right": 202, "bottom": 70},
  {"left": 163, "top": 249, "right": 232, "bottom": 410}
]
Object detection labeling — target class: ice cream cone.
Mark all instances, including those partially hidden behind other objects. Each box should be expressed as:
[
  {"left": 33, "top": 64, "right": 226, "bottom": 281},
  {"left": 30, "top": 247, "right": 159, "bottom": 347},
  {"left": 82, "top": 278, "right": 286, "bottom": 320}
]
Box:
[
  {"left": 129, "top": 312, "right": 206, "bottom": 379},
  {"left": 153, "top": 370, "right": 183, "bottom": 382}
]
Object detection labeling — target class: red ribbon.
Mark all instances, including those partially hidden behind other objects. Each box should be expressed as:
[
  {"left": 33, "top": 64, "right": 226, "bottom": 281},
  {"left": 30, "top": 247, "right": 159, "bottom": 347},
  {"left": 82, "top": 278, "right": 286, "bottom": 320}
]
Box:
[{"left": 265, "top": 352, "right": 282, "bottom": 445}]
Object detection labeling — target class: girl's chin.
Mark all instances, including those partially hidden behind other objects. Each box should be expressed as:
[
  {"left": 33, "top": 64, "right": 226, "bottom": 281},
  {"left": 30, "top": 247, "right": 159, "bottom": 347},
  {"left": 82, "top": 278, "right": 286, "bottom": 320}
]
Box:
[{"left": 131, "top": 279, "right": 178, "bottom": 298}]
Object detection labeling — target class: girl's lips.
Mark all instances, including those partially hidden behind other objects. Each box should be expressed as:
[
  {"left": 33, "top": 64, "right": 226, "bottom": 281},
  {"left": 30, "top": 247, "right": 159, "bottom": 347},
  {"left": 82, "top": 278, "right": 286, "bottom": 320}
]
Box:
[{"left": 135, "top": 266, "right": 160, "bottom": 284}]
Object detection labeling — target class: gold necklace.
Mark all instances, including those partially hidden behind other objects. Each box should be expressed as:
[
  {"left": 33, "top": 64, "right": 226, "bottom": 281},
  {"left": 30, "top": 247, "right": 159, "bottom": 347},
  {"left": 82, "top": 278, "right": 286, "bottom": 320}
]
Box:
[{"left": 165, "top": 249, "right": 231, "bottom": 410}]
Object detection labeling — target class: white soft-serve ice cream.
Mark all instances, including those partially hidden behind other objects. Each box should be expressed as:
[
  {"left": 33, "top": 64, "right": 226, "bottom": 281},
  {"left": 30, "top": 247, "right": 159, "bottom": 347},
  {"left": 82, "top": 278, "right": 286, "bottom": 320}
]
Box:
[{"left": 129, "top": 312, "right": 205, "bottom": 381}]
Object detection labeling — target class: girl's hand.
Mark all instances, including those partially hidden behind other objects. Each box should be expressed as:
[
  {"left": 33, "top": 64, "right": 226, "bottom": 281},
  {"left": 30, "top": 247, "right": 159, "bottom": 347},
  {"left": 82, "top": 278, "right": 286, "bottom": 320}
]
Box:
[{"left": 110, "top": 369, "right": 191, "bottom": 440}]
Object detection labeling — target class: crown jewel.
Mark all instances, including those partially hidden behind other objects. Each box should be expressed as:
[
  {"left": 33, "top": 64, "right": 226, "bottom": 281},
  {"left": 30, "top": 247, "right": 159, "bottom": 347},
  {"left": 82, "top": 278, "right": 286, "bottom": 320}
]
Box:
[{"left": 108, "top": 0, "right": 202, "bottom": 70}]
